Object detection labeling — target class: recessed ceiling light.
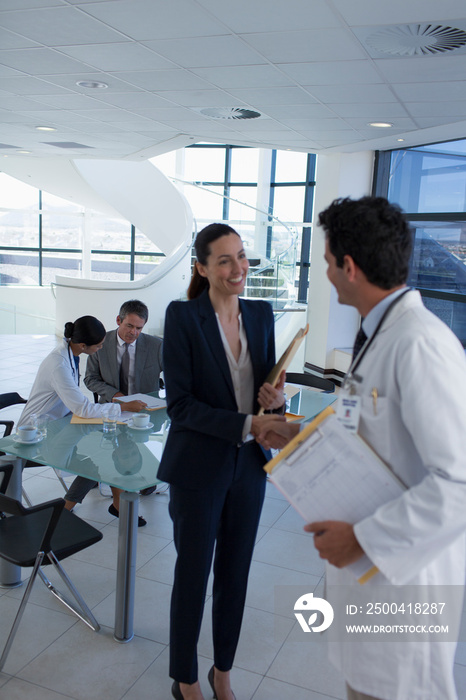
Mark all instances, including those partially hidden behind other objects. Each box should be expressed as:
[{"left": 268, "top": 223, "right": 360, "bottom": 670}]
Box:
[
  {"left": 17, "top": 150, "right": 31, "bottom": 154},
  {"left": 36, "top": 126, "right": 56, "bottom": 132},
  {"left": 397, "top": 138, "right": 405, "bottom": 142},
  {"left": 76, "top": 80, "right": 108, "bottom": 89},
  {"left": 368, "top": 122, "right": 393, "bottom": 128}
]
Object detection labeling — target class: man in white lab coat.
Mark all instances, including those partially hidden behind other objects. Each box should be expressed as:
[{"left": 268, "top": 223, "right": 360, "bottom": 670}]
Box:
[{"left": 259, "top": 196, "right": 466, "bottom": 700}]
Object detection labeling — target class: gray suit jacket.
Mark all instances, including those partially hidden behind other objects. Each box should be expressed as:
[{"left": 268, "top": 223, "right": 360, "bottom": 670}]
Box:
[{"left": 84, "top": 329, "right": 163, "bottom": 402}]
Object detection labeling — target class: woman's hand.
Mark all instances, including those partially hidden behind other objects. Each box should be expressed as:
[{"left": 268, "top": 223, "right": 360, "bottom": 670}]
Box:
[{"left": 257, "top": 369, "right": 286, "bottom": 411}]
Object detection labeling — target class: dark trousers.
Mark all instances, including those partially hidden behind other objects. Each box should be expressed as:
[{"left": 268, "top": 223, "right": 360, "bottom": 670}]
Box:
[{"left": 168, "top": 441, "right": 266, "bottom": 684}]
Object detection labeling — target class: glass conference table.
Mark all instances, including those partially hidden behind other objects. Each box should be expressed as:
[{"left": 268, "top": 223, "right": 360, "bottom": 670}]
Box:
[{"left": 0, "top": 387, "right": 337, "bottom": 642}]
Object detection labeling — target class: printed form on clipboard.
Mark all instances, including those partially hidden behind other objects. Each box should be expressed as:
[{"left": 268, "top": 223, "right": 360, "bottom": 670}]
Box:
[{"left": 264, "top": 405, "right": 406, "bottom": 584}]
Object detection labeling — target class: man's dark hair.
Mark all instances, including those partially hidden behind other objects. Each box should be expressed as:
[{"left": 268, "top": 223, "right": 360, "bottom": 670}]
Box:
[
  {"left": 118, "top": 299, "right": 149, "bottom": 323},
  {"left": 318, "top": 196, "right": 413, "bottom": 289}
]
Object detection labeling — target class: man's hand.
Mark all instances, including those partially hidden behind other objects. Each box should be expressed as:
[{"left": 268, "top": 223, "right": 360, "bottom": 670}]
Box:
[
  {"left": 251, "top": 415, "right": 299, "bottom": 449},
  {"left": 251, "top": 414, "right": 287, "bottom": 447},
  {"left": 305, "top": 521, "right": 364, "bottom": 568},
  {"left": 257, "top": 369, "right": 286, "bottom": 411},
  {"left": 113, "top": 399, "right": 148, "bottom": 412}
]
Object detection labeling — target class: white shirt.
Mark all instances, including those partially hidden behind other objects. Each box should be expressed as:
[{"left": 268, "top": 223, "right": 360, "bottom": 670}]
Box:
[
  {"left": 216, "top": 313, "right": 254, "bottom": 440},
  {"left": 116, "top": 333, "right": 137, "bottom": 395},
  {"left": 19, "top": 340, "right": 104, "bottom": 426}
]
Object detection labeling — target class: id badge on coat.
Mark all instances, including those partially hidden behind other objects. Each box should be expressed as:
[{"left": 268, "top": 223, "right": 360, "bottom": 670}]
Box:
[{"left": 336, "top": 375, "right": 362, "bottom": 434}]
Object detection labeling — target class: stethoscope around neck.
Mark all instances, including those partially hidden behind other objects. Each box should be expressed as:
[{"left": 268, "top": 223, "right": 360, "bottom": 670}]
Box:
[
  {"left": 343, "top": 287, "right": 412, "bottom": 392},
  {"left": 66, "top": 340, "right": 80, "bottom": 385}
]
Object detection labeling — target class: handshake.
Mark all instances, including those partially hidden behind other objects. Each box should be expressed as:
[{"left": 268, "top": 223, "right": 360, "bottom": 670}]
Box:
[{"left": 250, "top": 414, "right": 299, "bottom": 450}]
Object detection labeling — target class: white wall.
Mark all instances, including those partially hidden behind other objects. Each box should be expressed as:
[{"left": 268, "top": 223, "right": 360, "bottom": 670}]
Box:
[{"left": 304, "top": 151, "right": 374, "bottom": 377}]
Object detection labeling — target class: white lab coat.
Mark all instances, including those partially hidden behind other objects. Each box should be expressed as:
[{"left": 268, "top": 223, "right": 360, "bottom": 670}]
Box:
[
  {"left": 18, "top": 340, "right": 104, "bottom": 427},
  {"left": 327, "top": 291, "right": 466, "bottom": 700}
]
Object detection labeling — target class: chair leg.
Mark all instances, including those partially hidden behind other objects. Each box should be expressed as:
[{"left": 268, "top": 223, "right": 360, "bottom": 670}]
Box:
[
  {"left": 52, "top": 468, "right": 68, "bottom": 493},
  {"left": 21, "top": 486, "right": 33, "bottom": 507},
  {"left": 39, "top": 551, "right": 100, "bottom": 632},
  {"left": 0, "top": 552, "right": 44, "bottom": 672}
]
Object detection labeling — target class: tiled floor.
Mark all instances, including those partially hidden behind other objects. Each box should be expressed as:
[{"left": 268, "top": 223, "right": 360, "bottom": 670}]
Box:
[{"left": 0, "top": 335, "right": 465, "bottom": 700}]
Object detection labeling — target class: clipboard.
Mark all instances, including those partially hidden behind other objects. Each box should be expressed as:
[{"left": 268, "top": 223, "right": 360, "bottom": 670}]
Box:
[
  {"left": 257, "top": 324, "right": 309, "bottom": 416},
  {"left": 264, "top": 406, "right": 406, "bottom": 584}
]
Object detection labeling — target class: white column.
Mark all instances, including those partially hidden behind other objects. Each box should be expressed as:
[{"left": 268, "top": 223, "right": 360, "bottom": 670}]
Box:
[
  {"left": 304, "top": 151, "right": 374, "bottom": 379},
  {"left": 254, "top": 149, "right": 273, "bottom": 259}
]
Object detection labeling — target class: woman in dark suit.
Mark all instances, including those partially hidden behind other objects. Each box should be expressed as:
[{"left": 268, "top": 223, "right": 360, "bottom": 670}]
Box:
[{"left": 158, "top": 223, "right": 286, "bottom": 700}]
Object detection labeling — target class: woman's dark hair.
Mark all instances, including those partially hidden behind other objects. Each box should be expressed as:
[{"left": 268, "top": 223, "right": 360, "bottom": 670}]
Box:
[
  {"left": 64, "top": 316, "right": 106, "bottom": 346},
  {"left": 187, "top": 223, "right": 240, "bottom": 300}
]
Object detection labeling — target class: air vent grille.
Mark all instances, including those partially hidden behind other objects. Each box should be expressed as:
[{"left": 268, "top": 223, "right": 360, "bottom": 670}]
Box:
[
  {"left": 200, "top": 107, "right": 261, "bottom": 120},
  {"left": 366, "top": 23, "right": 466, "bottom": 57}
]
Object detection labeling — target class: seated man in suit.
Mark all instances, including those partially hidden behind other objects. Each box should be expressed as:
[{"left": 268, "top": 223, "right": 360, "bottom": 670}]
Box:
[
  {"left": 63, "top": 300, "right": 163, "bottom": 522},
  {"left": 84, "top": 299, "right": 163, "bottom": 404}
]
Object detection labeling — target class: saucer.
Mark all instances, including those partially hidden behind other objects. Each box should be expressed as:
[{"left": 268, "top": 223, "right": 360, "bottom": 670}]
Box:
[
  {"left": 128, "top": 421, "right": 154, "bottom": 431},
  {"left": 14, "top": 433, "right": 44, "bottom": 445}
]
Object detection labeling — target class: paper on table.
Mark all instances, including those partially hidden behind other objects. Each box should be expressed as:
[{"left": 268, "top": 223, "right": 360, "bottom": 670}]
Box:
[
  {"left": 71, "top": 411, "right": 133, "bottom": 424},
  {"left": 116, "top": 393, "right": 166, "bottom": 410},
  {"left": 264, "top": 406, "right": 406, "bottom": 584}
]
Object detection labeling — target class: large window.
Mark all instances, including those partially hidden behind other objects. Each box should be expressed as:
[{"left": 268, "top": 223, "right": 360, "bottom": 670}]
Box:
[
  {"left": 0, "top": 174, "right": 164, "bottom": 285},
  {"left": 1, "top": 145, "right": 316, "bottom": 303},
  {"left": 153, "top": 144, "right": 316, "bottom": 303},
  {"left": 374, "top": 139, "right": 466, "bottom": 345}
]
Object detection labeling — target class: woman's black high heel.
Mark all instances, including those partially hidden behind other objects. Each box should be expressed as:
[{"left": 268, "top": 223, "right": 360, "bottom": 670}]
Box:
[
  {"left": 207, "top": 666, "right": 217, "bottom": 699},
  {"left": 171, "top": 680, "right": 183, "bottom": 700},
  {"left": 208, "top": 666, "right": 236, "bottom": 700}
]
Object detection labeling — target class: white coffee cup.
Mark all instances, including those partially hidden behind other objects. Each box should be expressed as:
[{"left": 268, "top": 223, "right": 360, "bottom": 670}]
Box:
[
  {"left": 17, "top": 425, "right": 38, "bottom": 441},
  {"left": 132, "top": 413, "right": 150, "bottom": 428}
]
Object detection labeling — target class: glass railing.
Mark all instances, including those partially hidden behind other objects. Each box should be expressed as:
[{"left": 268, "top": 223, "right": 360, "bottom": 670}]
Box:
[{"left": 0, "top": 302, "right": 55, "bottom": 334}]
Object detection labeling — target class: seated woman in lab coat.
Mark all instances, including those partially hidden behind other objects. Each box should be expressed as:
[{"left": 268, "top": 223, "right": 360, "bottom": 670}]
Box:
[{"left": 19, "top": 315, "right": 148, "bottom": 525}]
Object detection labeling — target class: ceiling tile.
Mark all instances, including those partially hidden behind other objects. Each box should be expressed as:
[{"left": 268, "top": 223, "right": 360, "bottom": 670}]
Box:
[
  {"left": 374, "top": 55, "right": 466, "bottom": 84},
  {"left": 191, "top": 65, "right": 293, "bottom": 89},
  {"left": 0, "top": 0, "right": 62, "bottom": 9},
  {"left": 328, "top": 102, "right": 408, "bottom": 118},
  {"left": 405, "top": 101, "right": 466, "bottom": 117},
  {"left": 110, "top": 69, "right": 212, "bottom": 92},
  {"left": 259, "top": 104, "right": 335, "bottom": 119},
  {"left": 393, "top": 82, "right": 466, "bottom": 102},
  {"left": 40, "top": 73, "right": 143, "bottom": 93},
  {"left": 196, "top": 0, "right": 340, "bottom": 33},
  {"left": 0, "top": 27, "right": 39, "bottom": 50},
  {"left": 0, "top": 76, "right": 73, "bottom": 96},
  {"left": 0, "top": 7, "right": 128, "bottom": 46},
  {"left": 24, "top": 94, "right": 117, "bottom": 110},
  {"left": 155, "top": 90, "right": 245, "bottom": 108},
  {"left": 0, "top": 48, "right": 96, "bottom": 75},
  {"left": 241, "top": 29, "right": 366, "bottom": 63},
  {"left": 88, "top": 92, "right": 172, "bottom": 109},
  {"left": 332, "top": 0, "right": 466, "bottom": 26},
  {"left": 82, "top": 0, "right": 227, "bottom": 40},
  {"left": 59, "top": 43, "right": 175, "bottom": 72},
  {"left": 278, "top": 60, "right": 383, "bottom": 85},
  {"left": 306, "top": 84, "right": 396, "bottom": 103},
  {"left": 345, "top": 117, "right": 417, "bottom": 130},
  {"left": 141, "top": 36, "right": 267, "bottom": 68},
  {"left": 225, "top": 87, "right": 317, "bottom": 105}
]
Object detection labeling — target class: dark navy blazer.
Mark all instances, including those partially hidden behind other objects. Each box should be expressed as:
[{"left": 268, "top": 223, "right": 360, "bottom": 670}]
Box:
[{"left": 157, "top": 290, "right": 276, "bottom": 488}]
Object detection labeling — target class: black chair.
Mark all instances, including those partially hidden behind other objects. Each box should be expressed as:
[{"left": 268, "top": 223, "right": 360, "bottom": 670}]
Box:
[
  {"left": 0, "top": 392, "right": 27, "bottom": 439},
  {"left": 0, "top": 392, "right": 70, "bottom": 503},
  {"left": 0, "top": 464, "right": 103, "bottom": 671},
  {"left": 286, "top": 372, "right": 335, "bottom": 393}
]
